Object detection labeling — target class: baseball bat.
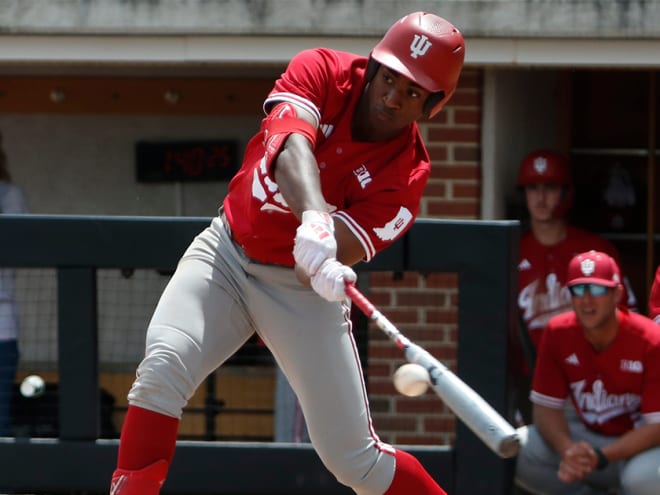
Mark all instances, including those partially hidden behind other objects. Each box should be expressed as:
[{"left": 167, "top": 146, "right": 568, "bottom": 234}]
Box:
[{"left": 345, "top": 282, "right": 520, "bottom": 459}]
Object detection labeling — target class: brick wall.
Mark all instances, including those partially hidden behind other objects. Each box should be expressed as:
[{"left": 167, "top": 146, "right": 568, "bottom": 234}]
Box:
[{"left": 367, "top": 68, "right": 483, "bottom": 446}]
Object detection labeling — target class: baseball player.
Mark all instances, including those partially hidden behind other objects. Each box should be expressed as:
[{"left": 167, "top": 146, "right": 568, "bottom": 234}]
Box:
[
  {"left": 515, "top": 250, "right": 660, "bottom": 495},
  {"left": 110, "top": 11, "right": 465, "bottom": 495},
  {"left": 510, "top": 150, "right": 638, "bottom": 423},
  {"left": 648, "top": 265, "right": 660, "bottom": 324}
]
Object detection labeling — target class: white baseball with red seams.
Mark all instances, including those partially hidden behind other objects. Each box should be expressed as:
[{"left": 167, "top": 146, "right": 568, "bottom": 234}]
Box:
[{"left": 393, "top": 363, "right": 430, "bottom": 397}]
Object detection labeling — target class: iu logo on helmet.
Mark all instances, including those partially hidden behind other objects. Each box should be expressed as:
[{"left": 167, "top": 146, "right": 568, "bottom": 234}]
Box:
[{"left": 410, "top": 34, "right": 432, "bottom": 59}]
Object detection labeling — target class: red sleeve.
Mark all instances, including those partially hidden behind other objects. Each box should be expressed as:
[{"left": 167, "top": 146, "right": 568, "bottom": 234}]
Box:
[
  {"left": 649, "top": 266, "right": 660, "bottom": 324},
  {"left": 642, "top": 327, "right": 660, "bottom": 420},
  {"left": 265, "top": 48, "right": 355, "bottom": 120},
  {"left": 530, "top": 318, "right": 570, "bottom": 408}
]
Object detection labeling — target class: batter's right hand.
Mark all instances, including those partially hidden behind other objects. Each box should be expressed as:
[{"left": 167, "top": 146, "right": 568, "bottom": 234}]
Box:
[
  {"left": 293, "top": 210, "right": 336, "bottom": 276},
  {"left": 310, "top": 258, "right": 357, "bottom": 302}
]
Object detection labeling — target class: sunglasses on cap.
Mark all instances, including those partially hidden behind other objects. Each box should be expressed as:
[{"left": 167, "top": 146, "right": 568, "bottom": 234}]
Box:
[{"left": 568, "top": 284, "right": 609, "bottom": 297}]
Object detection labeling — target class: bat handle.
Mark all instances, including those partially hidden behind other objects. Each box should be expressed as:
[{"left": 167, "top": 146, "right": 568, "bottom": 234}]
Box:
[{"left": 345, "top": 282, "right": 375, "bottom": 317}]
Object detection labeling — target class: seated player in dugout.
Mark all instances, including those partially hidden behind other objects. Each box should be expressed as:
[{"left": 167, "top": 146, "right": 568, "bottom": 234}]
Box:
[
  {"left": 511, "top": 150, "right": 638, "bottom": 424},
  {"left": 110, "top": 11, "right": 465, "bottom": 495},
  {"left": 515, "top": 250, "right": 660, "bottom": 495}
]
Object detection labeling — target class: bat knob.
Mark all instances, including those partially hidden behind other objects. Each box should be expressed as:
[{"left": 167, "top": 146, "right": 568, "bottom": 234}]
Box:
[{"left": 499, "top": 434, "right": 521, "bottom": 458}]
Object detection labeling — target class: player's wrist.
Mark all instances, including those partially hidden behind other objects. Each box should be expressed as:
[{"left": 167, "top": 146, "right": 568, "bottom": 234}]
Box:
[
  {"left": 593, "top": 446, "right": 609, "bottom": 470},
  {"left": 301, "top": 210, "right": 333, "bottom": 230}
]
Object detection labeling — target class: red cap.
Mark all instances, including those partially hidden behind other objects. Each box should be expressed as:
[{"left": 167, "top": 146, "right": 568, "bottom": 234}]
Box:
[
  {"left": 567, "top": 250, "right": 621, "bottom": 288},
  {"left": 516, "top": 150, "right": 571, "bottom": 187}
]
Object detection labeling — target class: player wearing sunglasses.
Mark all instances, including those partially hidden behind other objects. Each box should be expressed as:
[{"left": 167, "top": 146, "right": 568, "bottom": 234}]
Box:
[
  {"left": 515, "top": 250, "right": 660, "bottom": 495},
  {"left": 567, "top": 284, "right": 609, "bottom": 297}
]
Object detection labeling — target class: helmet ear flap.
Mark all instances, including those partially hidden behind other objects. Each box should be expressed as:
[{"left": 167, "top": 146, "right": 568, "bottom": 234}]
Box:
[
  {"left": 424, "top": 92, "right": 446, "bottom": 117},
  {"left": 366, "top": 58, "right": 380, "bottom": 83}
]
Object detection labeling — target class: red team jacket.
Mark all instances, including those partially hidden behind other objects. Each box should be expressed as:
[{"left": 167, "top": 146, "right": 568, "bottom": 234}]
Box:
[
  {"left": 530, "top": 309, "right": 660, "bottom": 436},
  {"left": 223, "top": 48, "right": 430, "bottom": 266}
]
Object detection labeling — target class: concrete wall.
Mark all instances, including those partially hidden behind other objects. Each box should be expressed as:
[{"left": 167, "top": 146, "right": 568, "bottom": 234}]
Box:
[
  {"left": 1, "top": 113, "right": 260, "bottom": 216},
  {"left": 1, "top": 0, "right": 660, "bottom": 37}
]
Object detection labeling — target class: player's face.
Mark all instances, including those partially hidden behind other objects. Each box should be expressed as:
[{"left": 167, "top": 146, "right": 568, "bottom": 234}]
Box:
[
  {"left": 354, "top": 65, "right": 429, "bottom": 141},
  {"left": 570, "top": 285, "right": 621, "bottom": 331},
  {"left": 524, "top": 183, "right": 563, "bottom": 222}
]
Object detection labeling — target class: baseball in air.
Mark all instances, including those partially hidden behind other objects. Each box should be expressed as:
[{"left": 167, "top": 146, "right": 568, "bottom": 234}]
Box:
[
  {"left": 20, "top": 374, "right": 46, "bottom": 398},
  {"left": 393, "top": 363, "right": 430, "bottom": 397}
]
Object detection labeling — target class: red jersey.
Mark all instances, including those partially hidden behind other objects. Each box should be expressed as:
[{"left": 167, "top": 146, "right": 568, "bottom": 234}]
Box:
[
  {"left": 517, "top": 225, "right": 636, "bottom": 350},
  {"left": 530, "top": 309, "right": 660, "bottom": 436},
  {"left": 223, "top": 48, "right": 430, "bottom": 266},
  {"left": 649, "top": 265, "right": 660, "bottom": 324}
]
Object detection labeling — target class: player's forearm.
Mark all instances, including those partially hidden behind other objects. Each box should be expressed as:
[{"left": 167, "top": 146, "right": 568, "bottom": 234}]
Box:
[
  {"left": 600, "top": 422, "right": 660, "bottom": 463},
  {"left": 274, "top": 134, "right": 327, "bottom": 220},
  {"left": 533, "top": 404, "right": 573, "bottom": 455}
]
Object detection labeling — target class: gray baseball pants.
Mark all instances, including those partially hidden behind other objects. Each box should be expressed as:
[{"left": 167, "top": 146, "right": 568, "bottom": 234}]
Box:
[
  {"left": 127, "top": 215, "right": 396, "bottom": 495},
  {"left": 515, "top": 415, "right": 660, "bottom": 495}
]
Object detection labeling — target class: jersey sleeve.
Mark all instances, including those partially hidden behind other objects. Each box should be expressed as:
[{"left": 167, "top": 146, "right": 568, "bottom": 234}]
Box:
[
  {"left": 264, "top": 48, "right": 353, "bottom": 125},
  {"left": 641, "top": 329, "right": 660, "bottom": 423},
  {"left": 649, "top": 265, "right": 660, "bottom": 324},
  {"left": 530, "top": 321, "right": 569, "bottom": 409}
]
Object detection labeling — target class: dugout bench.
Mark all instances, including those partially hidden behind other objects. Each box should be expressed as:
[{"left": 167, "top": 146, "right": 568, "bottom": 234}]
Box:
[{"left": 0, "top": 214, "right": 519, "bottom": 495}]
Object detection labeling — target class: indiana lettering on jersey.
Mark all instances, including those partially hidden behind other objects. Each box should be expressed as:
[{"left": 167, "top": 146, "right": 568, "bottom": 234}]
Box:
[
  {"left": 571, "top": 379, "right": 641, "bottom": 425},
  {"left": 518, "top": 273, "right": 572, "bottom": 329}
]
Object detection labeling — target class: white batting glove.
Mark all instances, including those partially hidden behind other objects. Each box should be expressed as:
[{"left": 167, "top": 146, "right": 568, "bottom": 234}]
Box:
[
  {"left": 310, "top": 258, "right": 357, "bottom": 302},
  {"left": 293, "top": 210, "right": 336, "bottom": 276}
]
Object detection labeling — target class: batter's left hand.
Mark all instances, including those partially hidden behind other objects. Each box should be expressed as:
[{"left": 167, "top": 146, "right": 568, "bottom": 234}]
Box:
[
  {"left": 310, "top": 258, "right": 357, "bottom": 301},
  {"left": 294, "top": 210, "right": 336, "bottom": 277}
]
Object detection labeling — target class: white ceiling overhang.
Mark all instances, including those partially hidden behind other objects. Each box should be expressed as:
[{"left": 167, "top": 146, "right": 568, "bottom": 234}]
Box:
[{"left": 1, "top": 35, "right": 659, "bottom": 70}]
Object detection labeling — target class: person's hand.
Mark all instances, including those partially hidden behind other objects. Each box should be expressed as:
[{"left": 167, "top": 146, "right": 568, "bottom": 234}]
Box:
[
  {"left": 293, "top": 210, "right": 336, "bottom": 276},
  {"left": 310, "top": 259, "right": 356, "bottom": 301},
  {"left": 557, "top": 441, "right": 596, "bottom": 483}
]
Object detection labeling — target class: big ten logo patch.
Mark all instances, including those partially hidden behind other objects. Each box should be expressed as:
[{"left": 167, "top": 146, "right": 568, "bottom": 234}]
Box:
[{"left": 353, "top": 165, "right": 372, "bottom": 189}]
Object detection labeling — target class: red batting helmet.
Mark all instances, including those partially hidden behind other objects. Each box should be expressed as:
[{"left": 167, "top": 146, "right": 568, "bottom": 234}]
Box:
[
  {"left": 369, "top": 12, "right": 465, "bottom": 118},
  {"left": 516, "top": 150, "right": 574, "bottom": 218}
]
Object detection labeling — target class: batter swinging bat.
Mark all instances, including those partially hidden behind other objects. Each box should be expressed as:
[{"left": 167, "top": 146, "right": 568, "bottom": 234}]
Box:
[{"left": 345, "top": 282, "right": 520, "bottom": 459}]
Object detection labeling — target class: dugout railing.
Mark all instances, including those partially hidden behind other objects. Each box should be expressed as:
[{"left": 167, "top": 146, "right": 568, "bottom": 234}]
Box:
[{"left": 0, "top": 214, "right": 519, "bottom": 495}]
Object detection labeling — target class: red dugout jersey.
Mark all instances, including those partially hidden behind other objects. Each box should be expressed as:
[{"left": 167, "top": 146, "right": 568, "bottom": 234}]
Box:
[
  {"left": 518, "top": 225, "right": 636, "bottom": 350},
  {"left": 649, "top": 265, "right": 660, "bottom": 324},
  {"left": 530, "top": 309, "right": 660, "bottom": 436},
  {"left": 223, "top": 48, "right": 430, "bottom": 266}
]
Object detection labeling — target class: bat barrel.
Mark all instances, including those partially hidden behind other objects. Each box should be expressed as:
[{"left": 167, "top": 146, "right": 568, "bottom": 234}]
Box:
[
  {"left": 345, "top": 283, "right": 521, "bottom": 459},
  {"left": 428, "top": 371, "right": 520, "bottom": 458},
  {"left": 411, "top": 345, "right": 520, "bottom": 458}
]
